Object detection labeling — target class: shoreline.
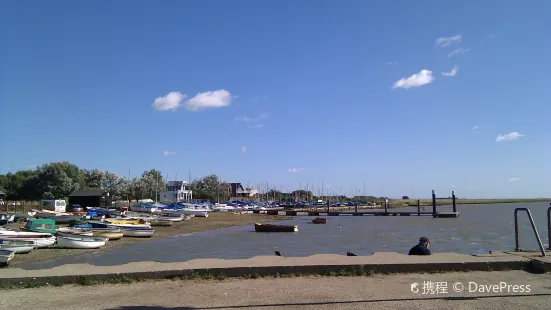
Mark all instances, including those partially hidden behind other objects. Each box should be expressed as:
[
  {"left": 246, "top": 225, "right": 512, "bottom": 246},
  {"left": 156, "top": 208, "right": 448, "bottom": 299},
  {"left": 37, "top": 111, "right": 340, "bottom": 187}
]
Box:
[
  {"left": 6, "top": 212, "right": 291, "bottom": 266},
  {"left": 1, "top": 251, "right": 549, "bottom": 289}
]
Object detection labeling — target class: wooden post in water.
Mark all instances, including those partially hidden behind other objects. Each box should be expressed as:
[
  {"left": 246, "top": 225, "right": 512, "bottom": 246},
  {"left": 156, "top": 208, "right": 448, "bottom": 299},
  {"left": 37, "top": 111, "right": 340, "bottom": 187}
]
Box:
[
  {"left": 432, "top": 190, "right": 437, "bottom": 216},
  {"left": 384, "top": 198, "right": 388, "bottom": 213},
  {"left": 452, "top": 190, "right": 457, "bottom": 213},
  {"left": 327, "top": 200, "right": 330, "bottom": 214},
  {"left": 417, "top": 199, "right": 420, "bottom": 216},
  {"left": 354, "top": 201, "right": 358, "bottom": 213}
]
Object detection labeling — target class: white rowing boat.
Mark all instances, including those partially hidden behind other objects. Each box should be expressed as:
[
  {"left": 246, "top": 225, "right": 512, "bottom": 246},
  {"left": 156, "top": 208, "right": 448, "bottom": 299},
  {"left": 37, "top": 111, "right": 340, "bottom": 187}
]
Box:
[{"left": 56, "top": 235, "right": 107, "bottom": 249}]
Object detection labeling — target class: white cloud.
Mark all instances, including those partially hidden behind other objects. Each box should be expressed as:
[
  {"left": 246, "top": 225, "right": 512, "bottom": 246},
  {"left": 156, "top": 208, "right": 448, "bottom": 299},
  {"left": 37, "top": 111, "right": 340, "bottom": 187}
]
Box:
[
  {"left": 508, "top": 177, "right": 520, "bottom": 182},
  {"left": 184, "top": 89, "right": 232, "bottom": 111},
  {"left": 472, "top": 125, "right": 479, "bottom": 130},
  {"left": 435, "top": 34, "right": 462, "bottom": 47},
  {"left": 153, "top": 92, "right": 187, "bottom": 111},
  {"left": 241, "top": 146, "right": 247, "bottom": 153},
  {"left": 392, "top": 69, "right": 435, "bottom": 89},
  {"left": 288, "top": 168, "right": 305, "bottom": 173},
  {"left": 448, "top": 48, "right": 470, "bottom": 58},
  {"left": 442, "top": 66, "right": 459, "bottom": 77},
  {"left": 27, "top": 164, "right": 37, "bottom": 169},
  {"left": 386, "top": 61, "right": 398, "bottom": 65},
  {"left": 234, "top": 113, "right": 268, "bottom": 122},
  {"left": 496, "top": 132, "right": 525, "bottom": 142},
  {"left": 248, "top": 124, "right": 264, "bottom": 129},
  {"left": 163, "top": 150, "right": 176, "bottom": 156}
]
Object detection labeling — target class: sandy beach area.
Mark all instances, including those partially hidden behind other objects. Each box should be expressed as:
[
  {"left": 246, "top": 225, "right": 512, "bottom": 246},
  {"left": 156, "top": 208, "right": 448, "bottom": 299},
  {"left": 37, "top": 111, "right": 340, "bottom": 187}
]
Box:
[{"left": 5, "top": 212, "right": 291, "bottom": 266}]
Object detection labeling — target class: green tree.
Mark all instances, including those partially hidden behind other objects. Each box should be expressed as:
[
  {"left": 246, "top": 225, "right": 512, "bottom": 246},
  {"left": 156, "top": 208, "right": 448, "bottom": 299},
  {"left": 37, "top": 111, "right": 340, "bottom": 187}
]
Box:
[{"left": 35, "top": 163, "right": 80, "bottom": 199}]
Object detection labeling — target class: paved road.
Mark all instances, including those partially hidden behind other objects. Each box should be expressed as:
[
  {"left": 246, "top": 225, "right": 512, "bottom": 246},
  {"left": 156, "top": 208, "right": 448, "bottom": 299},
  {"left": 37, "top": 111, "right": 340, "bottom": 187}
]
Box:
[{"left": 1, "top": 271, "right": 550, "bottom": 310}]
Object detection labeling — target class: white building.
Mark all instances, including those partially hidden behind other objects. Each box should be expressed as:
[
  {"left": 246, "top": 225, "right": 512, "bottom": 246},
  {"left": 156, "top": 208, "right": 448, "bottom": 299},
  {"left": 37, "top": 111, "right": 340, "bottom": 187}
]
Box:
[{"left": 159, "top": 181, "right": 193, "bottom": 203}]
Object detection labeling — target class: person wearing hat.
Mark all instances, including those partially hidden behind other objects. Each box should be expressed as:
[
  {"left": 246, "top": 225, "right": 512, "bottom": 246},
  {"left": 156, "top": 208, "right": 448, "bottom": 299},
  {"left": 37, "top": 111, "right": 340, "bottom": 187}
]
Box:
[{"left": 408, "top": 236, "right": 431, "bottom": 255}]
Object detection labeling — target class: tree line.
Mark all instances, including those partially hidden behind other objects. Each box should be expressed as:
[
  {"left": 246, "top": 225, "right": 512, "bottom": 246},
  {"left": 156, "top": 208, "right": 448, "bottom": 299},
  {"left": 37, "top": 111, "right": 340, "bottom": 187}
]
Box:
[
  {"left": 0, "top": 161, "right": 387, "bottom": 203},
  {"left": 0, "top": 161, "right": 232, "bottom": 202}
]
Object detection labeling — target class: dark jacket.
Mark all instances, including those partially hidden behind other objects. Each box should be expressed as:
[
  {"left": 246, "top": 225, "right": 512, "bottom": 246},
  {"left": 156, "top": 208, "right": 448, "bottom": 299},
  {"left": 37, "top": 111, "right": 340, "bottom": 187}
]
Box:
[{"left": 408, "top": 243, "right": 431, "bottom": 255}]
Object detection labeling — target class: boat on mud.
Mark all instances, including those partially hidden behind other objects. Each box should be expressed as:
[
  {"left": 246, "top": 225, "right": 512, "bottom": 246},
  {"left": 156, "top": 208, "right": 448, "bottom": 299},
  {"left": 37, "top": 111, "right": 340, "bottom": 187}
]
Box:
[
  {"left": 254, "top": 223, "right": 298, "bottom": 232},
  {"left": 312, "top": 217, "right": 327, "bottom": 224}
]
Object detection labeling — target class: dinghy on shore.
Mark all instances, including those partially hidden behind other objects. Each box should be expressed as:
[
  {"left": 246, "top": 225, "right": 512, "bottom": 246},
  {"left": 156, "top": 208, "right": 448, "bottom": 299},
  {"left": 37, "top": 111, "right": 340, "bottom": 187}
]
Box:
[
  {"left": 0, "top": 231, "right": 56, "bottom": 248},
  {"left": 0, "top": 250, "right": 15, "bottom": 267},
  {"left": 56, "top": 235, "right": 107, "bottom": 249},
  {"left": 0, "top": 240, "right": 35, "bottom": 254},
  {"left": 254, "top": 223, "right": 298, "bottom": 232}
]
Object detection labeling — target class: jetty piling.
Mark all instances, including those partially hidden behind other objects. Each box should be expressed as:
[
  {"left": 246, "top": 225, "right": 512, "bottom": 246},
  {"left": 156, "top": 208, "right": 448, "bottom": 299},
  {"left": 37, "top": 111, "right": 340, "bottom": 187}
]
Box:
[
  {"left": 452, "top": 191, "right": 457, "bottom": 213},
  {"left": 417, "top": 199, "right": 420, "bottom": 216},
  {"left": 432, "top": 190, "right": 437, "bottom": 216}
]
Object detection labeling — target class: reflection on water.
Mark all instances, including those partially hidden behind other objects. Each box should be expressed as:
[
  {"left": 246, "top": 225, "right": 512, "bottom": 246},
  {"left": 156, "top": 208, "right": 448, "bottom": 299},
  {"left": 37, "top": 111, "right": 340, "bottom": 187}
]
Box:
[{"left": 18, "top": 202, "right": 550, "bottom": 270}]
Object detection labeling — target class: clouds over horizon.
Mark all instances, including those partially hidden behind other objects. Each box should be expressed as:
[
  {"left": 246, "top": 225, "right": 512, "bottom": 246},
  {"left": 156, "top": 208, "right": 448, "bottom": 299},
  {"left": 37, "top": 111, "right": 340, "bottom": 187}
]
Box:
[
  {"left": 448, "top": 48, "right": 470, "bottom": 58},
  {"left": 153, "top": 89, "right": 233, "bottom": 112},
  {"left": 509, "top": 177, "right": 520, "bottom": 182},
  {"left": 392, "top": 69, "right": 435, "bottom": 89},
  {"left": 235, "top": 113, "right": 268, "bottom": 129},
  {"left": 496, "top": 132, "right": 525, "bottom": 142},
  {"left": 435, "top": 34, "right": 462, "bottom": 47},
  {"left": 442, "top": 66, "right": 459, "bottom": 77},
  {"left": 163, "top": 150, "right": 176, "bottom": 156},
  {"left": 288, "top": 168, "right": 305, "bottom": 173},
  {"left": 241, "top": 146, "right": 247, "bottom": 153}
]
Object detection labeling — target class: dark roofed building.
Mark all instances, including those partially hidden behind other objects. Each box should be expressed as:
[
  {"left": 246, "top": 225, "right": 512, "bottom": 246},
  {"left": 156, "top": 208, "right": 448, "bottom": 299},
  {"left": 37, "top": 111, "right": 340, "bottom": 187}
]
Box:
[{"left": 69, "top": 189, "right": 112, "bottom": 208}]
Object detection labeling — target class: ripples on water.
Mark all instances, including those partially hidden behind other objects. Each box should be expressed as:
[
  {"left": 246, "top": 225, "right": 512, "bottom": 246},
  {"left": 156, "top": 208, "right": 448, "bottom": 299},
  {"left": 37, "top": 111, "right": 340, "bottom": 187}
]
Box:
[{"left": 19, "top": 202, "right": 550, "bottom": 269}]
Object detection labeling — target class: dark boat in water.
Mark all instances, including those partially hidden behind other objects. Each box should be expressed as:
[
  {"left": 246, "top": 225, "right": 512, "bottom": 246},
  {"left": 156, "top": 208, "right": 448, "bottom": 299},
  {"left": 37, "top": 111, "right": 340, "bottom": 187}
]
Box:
[
  {"left": 312, "top": 217, "right": 327, "bottom": 224},
  {"left": 254, "top": 223, "right": 298, "bottom": 232}
]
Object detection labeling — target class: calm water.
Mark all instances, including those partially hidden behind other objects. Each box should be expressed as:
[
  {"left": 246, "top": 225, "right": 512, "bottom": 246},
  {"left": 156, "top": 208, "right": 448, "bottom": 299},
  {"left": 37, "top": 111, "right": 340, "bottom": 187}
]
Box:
[{"left": 17, "top": 202, "right": 551, "bottom": 270}]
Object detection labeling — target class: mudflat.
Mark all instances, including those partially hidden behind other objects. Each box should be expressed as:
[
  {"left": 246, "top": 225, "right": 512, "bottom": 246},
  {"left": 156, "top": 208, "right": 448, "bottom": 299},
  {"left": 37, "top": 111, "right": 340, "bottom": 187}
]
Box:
[{"left": 6, "top": 212, "right": 290, "bottom": 266}]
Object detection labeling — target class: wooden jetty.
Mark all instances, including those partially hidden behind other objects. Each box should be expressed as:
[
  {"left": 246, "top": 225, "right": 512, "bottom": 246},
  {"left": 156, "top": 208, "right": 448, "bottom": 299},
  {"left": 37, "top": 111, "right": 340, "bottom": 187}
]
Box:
[{"left": 256, "top": 190, "right": 460, "bottom": 218}]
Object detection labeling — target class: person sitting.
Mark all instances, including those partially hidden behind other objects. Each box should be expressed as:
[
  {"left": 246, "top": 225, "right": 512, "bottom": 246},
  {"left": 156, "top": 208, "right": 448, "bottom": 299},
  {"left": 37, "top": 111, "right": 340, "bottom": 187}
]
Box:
[{"left": 408, "top": 236, "right": 431, "bottom": 255}]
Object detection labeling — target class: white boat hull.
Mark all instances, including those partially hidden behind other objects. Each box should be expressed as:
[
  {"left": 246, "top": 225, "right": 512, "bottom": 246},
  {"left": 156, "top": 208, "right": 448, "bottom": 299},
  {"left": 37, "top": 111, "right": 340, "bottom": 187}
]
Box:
[
  {"left": 56, "top": 236, "right": 106, "bottom": 249},
  {"left": 0, "top": 244, "right": 34, "bottom": 254},
  {"left": 122, "top": 229, "right": 154, "bottom": 237},
  {"left": 0, "top": 250, "right": 15, "bottom": 266},
  {"left": 129, "top": 206, "right": 160, "bottom": 213}
]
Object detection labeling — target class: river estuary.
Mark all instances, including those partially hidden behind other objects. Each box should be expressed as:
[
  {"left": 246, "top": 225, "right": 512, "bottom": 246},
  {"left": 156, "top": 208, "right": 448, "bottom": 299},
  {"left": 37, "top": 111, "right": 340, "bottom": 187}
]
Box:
[{"left": 16, "top": 202, "right": 550, "bottom": 270}]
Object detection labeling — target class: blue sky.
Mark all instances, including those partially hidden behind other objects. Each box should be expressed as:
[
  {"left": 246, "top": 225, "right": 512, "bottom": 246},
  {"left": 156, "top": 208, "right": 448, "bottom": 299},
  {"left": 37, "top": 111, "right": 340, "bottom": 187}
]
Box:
[{"left": 1, "top": 1, "right": 550, "bottom": 198}]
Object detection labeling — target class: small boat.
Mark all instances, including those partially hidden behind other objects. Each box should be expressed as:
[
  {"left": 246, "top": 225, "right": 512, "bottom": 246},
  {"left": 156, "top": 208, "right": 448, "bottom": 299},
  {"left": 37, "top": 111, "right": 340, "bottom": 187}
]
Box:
[
  {"left": 122, "top": 228, "right": 154, "bottom": 238},
  {"left": 56, "top": 235, "right": 107, "bottom": 249},
  {"left": 149, "top": 220, "right": 172, "bottom": 227},
  {"left": 0, "top": 249, "right": 15, "bottom": 267},
  {"left": 85, "top": 221, "right": 151, "bottom": 230},
  {"left": 71, "top": 224, "right": 124, "bottom": 240},
  {"left": 56, "top": 227, "right": 94, "bottom": 236},
  {"left": 0, "top": 214, "right": 15, "bottom": 225},
  {"left": 0, "top": 240, "right": 35, "bottom": 254},
  {"left": 129, "top": 204, "right": 160, "bottom": 213},
  {"left": 0, "top": 231, "right": 56, "bottom": 248},
  {"left": 254, "top": 223, "right": 298, "bottom": 232},
  {"left": 105, "top": 218, "right": 149, "bottom": 225},
  {"left": 312, "top": 217, "right": 327, "bottom": 224},
  {"left": 92, "top": 231, "right": 123, "bottom": 240}
]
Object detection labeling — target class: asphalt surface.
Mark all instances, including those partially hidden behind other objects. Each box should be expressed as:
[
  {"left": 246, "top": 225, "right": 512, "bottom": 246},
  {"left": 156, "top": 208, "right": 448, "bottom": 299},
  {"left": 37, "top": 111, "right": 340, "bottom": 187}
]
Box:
[{"left": 1, "top": 271, "right": 550, "bottom": 310}]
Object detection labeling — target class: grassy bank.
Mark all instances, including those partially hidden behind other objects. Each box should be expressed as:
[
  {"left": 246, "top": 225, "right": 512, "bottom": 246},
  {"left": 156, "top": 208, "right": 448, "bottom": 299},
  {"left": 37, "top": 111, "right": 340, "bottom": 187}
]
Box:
[{"left": 5, "top": 212, "right": 291, "bottom": 266}]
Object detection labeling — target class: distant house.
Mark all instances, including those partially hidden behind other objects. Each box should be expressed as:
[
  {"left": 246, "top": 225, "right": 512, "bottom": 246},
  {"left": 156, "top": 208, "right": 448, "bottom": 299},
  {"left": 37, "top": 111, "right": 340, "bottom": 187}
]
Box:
[
  {"left": 229, "top": 183, "right": 257, "bottom": 198},
  {"left": 68, "top": 189, "right": 112, "bottom": 208},
  {"left": 159, "top": 181, "right": 193, "bottom": 203}
]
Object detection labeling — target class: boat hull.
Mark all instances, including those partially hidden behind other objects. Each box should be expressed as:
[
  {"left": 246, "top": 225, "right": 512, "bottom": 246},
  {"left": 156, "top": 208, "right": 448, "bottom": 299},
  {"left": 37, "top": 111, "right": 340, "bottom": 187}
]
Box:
[
  {"left": 92, "top": 231, "right": 124, "bottom": 240},
  {"left": 122, "top": 229, "right": 154, "bottom": 237},
  {"left": 312, "top": 217, "right": 327, "bottom": 224},
  {"left": 0, "top": 250, "right": 15, "bottom": 266},
  {"left": 56, "top": 236, "right": 107, "bottom": 249},
  {"left": 254, "top": 223, "right": 298, "bottom": 232}
]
